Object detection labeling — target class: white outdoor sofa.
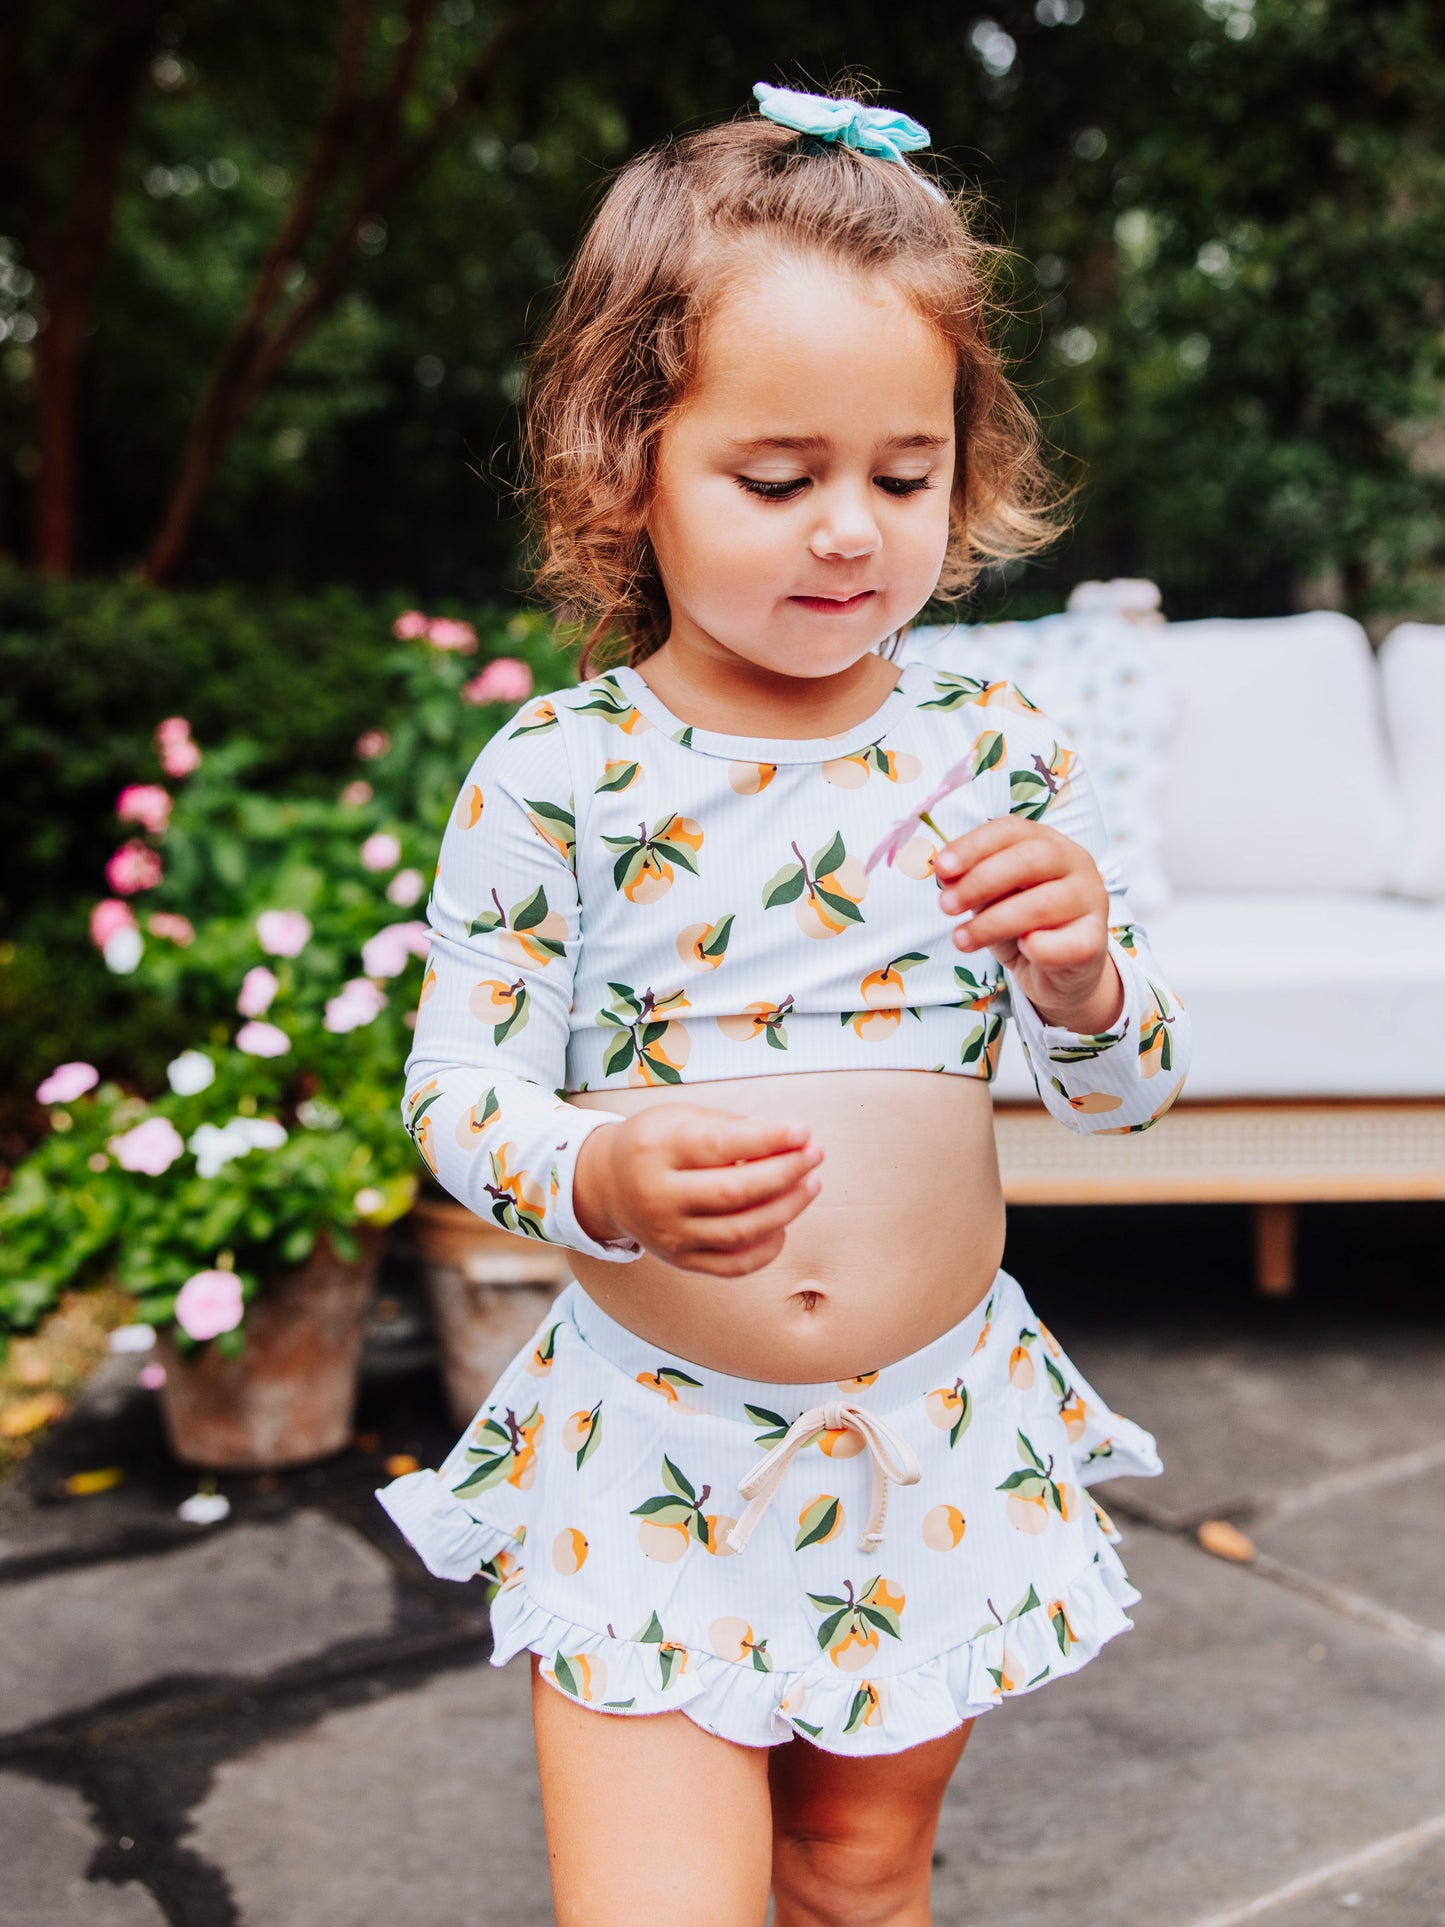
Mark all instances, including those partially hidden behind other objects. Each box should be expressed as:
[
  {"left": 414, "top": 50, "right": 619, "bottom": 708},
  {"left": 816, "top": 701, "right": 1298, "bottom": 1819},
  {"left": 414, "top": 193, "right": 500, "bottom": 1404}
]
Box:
[{"left": 904, "top": 600, "right": 1445, "bottom": 1293}]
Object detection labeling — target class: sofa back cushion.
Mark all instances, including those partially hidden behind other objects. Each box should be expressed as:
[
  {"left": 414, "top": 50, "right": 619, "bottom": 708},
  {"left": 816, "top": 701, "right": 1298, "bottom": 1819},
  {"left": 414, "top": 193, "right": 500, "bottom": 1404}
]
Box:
[
  {"left": 1139, "top": 613, "right": 1403, "bottom": 895},
  {"left": 1379, "top": 623, "right": 1445, "bottom": 899}
]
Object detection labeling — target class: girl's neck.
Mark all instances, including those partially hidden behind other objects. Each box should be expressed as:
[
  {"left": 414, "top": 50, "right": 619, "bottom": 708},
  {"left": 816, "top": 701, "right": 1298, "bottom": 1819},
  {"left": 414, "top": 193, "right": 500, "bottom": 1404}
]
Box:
[{"left": 633, "top": 638, "right": 901, "bottom": 742}]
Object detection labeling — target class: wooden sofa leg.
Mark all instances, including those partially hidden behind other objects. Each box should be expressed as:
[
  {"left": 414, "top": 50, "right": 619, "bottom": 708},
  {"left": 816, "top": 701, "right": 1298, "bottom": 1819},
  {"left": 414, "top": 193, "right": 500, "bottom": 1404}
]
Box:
[{"left": 1253, "top": 1202, "right": 1298, "bottom": 1296}]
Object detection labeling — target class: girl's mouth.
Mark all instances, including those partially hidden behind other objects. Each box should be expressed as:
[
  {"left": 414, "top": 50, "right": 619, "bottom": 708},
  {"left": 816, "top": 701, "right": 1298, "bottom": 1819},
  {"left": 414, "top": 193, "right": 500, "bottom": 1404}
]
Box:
[{"left": 788, "top": 591, "right": 877, "bottom": 614}]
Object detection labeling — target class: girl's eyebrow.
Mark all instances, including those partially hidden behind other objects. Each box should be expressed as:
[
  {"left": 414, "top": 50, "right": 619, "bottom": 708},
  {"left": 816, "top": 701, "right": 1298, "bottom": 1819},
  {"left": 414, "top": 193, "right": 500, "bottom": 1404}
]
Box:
[{"left": 726, "top": 432, "right": 950, "bottom": 454}]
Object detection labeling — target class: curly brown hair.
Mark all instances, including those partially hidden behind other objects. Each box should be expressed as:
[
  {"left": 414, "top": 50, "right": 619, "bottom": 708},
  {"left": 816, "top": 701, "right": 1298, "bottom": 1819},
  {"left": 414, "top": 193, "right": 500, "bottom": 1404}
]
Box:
[{"left": 521, "top": 105, "right": 1072, "bottom": 673}]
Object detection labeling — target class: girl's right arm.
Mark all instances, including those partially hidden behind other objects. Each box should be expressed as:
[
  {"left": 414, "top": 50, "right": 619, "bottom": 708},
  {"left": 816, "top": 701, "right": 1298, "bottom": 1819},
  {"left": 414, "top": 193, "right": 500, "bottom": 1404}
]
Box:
[
  {"left": 401, "top": 712, "right": 643, "bottom": 1259},
  {"left": 403, "top": 707, "right": 821, "bottom": 1269}
]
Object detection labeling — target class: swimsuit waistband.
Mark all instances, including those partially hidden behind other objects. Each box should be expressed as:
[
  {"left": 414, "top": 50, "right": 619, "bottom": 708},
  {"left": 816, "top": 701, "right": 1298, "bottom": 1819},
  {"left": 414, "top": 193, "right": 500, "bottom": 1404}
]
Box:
[{"left": 558, "top": 1266, "right": 1016, "bottom": 1421}]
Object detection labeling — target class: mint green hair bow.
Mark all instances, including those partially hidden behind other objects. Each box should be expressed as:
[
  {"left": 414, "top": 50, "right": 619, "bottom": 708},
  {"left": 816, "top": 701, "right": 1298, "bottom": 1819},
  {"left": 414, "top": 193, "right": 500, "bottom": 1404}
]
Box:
[{"left": 752, "top": 82, "right": 931, "bottom": 164}]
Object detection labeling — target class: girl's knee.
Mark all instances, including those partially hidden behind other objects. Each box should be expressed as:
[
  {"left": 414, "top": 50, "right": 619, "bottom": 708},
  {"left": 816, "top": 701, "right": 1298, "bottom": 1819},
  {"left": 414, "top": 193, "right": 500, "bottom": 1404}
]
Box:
[{"left": 771, "top": 1820, "right": 935, "bottom": 1927}]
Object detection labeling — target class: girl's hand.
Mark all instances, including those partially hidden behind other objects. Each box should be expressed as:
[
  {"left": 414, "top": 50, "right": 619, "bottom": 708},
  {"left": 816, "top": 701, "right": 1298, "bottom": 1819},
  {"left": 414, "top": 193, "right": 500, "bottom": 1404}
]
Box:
[
  {"left": 934, "top": 818, "right": 1124, "bottom": 1033},
  {"left": 573, "top": 1106, "right": 824, "bottom": 1275}
]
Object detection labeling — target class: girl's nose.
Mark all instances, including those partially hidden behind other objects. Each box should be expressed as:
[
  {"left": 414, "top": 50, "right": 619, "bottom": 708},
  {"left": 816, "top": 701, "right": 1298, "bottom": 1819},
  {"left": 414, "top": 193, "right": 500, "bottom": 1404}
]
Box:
[{"left": 808, "top": 488, "right": 882, "bottom": 563}]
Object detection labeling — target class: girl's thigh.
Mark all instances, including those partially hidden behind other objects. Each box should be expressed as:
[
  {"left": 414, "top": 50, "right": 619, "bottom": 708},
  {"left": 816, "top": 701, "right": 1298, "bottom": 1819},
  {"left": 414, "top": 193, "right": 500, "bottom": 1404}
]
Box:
[{"left": 529, "top": 1652, "right": 775, "bottom": 1927}]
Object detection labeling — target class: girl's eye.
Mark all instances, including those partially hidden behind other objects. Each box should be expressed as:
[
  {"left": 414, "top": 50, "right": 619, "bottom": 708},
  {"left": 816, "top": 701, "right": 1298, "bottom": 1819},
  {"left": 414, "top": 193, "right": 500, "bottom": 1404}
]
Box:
[
  {"left": 738, "top": 477, "right": 809, "bottom": 500},
  {"left": 875, "top": 476, "right": 934, "bottom": 496}
]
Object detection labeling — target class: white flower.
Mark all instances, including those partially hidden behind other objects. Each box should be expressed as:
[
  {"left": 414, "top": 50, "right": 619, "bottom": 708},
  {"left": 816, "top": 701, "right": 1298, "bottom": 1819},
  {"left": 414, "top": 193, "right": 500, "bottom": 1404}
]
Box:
[
  {"left": 353, "top": 1186, "right": 385, "bottom": 1215},
  {"left": 103, "top": 926, "right": 144, "bottom": 974},
  {"left": 166, "top": 1049, "right": 216, "bottom": 1096},
  {"left": 188, "top": 1116, "right": 288, "bottom": 1179},
  {"left": 297, "top": 1097, "right": 343, "bottom": 1131},
  {"left": 177, "top": 1491, "right": 231, "bottom": 1525},
  {"left": 108, "top": 1324, "right": 157, "bottom": 1354}
]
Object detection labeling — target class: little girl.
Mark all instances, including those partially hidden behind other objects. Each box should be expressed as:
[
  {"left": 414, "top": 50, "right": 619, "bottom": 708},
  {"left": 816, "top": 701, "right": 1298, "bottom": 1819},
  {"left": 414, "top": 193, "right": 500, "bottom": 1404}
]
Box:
[{"left": 379, "top": 82, "right": 1190, "bottom": 1927}]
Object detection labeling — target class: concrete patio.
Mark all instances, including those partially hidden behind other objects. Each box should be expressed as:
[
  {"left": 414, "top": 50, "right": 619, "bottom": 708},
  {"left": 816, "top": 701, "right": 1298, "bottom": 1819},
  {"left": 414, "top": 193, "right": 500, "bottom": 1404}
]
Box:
[{"left": 2, "top": 1198, "right": 1443, "bottom": 1926}]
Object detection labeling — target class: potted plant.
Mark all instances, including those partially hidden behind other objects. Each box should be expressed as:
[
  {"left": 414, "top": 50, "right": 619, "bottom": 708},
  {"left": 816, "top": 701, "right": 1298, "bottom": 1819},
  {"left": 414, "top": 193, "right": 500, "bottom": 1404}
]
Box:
[{"left": 0, "top": 605, "right": 574, "bottom": 1462}]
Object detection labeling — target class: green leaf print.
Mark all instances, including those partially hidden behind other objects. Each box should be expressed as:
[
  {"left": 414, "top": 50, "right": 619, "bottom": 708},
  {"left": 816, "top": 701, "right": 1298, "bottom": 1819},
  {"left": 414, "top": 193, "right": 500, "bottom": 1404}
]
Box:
[
  {"left": 762, "top": 861, "right": 806, "bottom": 908},
  {"left": 511, "top": 703, "right": 559, "bottom": 738},
  {"left": 574, "top": 1401, "right": 603, "bottom": 1471},
  {"left": 919, "top": 671, "right": 992, "bottom": 713},
  {"left": 493, "top": 983, "right": 529, "bottom": 1046},
  {"left": 813, "top": 830, "right": 846, "bottom": 877},
  {"left": 572, "top": 674, "right": 641, "bottom": 725},
  {"left": 525, "top": 797, "right": 576, "bottom": 870},
  {"left": 1006, "top": 1583, "right": 1041, "bottom": 1621},
  {"left": 602, "top": 1029, "right": 635, "bottom": 1078},
  {"left": 1018, "top": 1429, "right": 1047, "bottom": 1473},
  {"left": 553, "top": 1652, "right": 580, "bottom": 1697},
  {"left": 793, "top": 1717, "right": 824, "bottom": 1738},
  {"left": 961, "top": 1014, "right": 1002, "bottom": 1072},
  {"left": 746, "top": 1404, "right": 793, "bottom": 1445},
  {"left": 661, "top": 1455, "right": 697, "bottom": 1504},
  {"left": 595, "top": 759, "right": 642, "bottom": 794},
  {"left": 634, "top": 1611, "right": 665, "bottom": 1643},
  {"left": 796, "top": 1496, "right": 842, "bottom": 1551},
  {"left": 698, "top": 913, "right": 734, "bottom": 960},
  {"left": 658, "top": 1644, "right": 685, "bottom": 1690},
  {"left": 631, "top": 1495, "right": 696, "bottom": 1522}
]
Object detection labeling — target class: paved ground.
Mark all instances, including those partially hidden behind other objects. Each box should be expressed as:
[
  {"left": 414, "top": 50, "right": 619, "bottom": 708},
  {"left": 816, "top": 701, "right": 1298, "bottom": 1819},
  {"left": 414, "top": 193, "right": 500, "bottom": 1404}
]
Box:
[{"left": 2, "top": 1198, "right": 1444, "bottom": 1926}]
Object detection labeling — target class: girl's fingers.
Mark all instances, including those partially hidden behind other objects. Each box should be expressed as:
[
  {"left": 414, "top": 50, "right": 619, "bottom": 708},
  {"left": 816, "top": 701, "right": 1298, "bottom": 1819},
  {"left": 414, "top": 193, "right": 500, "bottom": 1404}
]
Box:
[
  {"left": 1013, "top": 913, "right": 1105, "bottom": 970},
  {"left": 682, "top": 1174, "right": 821, "bottom": 1253},
  {"left": 676, "top": 1146, "right": 823, "bottom": 1215},
  {"left": 954, "top": 880, "right": 1082, "bottom": 951},
  {"left": 937, "top": 841, "right": 1063, "bottom": 916},
  {"left": 678, "top": 1231, "right": 789, "bottom": 1278},
  {"left": 671, "top": 1113, "right": 813, "bottom": 1169}
]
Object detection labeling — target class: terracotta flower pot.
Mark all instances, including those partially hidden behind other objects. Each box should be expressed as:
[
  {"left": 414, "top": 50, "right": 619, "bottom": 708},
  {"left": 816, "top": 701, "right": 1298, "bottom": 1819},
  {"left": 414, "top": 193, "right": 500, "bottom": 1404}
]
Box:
[
  {"left": 156, "top": 1225, "right": 384, "bottom": 1470},
  {"left": 410, "top": 1195, "right": 572, "bottom": 1429}
]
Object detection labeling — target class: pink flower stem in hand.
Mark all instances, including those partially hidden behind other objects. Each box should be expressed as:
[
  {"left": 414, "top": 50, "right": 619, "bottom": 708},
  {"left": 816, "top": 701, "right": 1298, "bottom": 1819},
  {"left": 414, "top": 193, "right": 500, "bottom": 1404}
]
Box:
[{"left": 865, "top": 757, "right": 980, "bottom": 873}]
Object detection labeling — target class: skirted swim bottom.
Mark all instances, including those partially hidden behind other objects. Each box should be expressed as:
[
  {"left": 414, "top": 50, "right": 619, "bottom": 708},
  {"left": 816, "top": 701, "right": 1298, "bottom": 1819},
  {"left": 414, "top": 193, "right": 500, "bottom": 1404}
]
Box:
[{"left": 375, "top": 1264, "right": 1162, "bottom": 1758}]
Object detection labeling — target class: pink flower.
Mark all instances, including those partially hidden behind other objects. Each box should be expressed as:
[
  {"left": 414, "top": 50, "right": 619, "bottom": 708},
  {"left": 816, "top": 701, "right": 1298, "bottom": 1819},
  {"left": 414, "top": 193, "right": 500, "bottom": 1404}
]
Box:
[
  {"left": 174, "top": 1268, "right": 244, "bottom": 1342},
  {"left": 106, "top": 839, "right": 164, "bottom": 895},
  {"left": 161, "top": 738, "right": 202, "bottom": 776},
  {"left": 139, "top": 1361, "right": 167, "bottom": 1390},
  {"left": 116, "top": 784, "right": 172, "bottom": 834},
  {"left": 340, "top": 780, "right": 373, "bottom": 807},
  {"left": 324, "top": 978, "right": 388, "bottom": 1032},
  {"left": 154, "top": 717, "right": 202, "bottom": 779},
  {"left": 385, "top": 867, "right": 425, "bottom": 907},
  {"left": 36, "top": 1061, "right": 99, "bottom": 1104},
  {"left": 147, "top": 912, "right": 195, "bottom": 946},
  {"left": 90, "top": 899, "right": 136, "bottom": 949},
  {"left": 361, "top": 831, "right": 401, "bottom": 872},
  {"left": 425, "top": 616, "right": 478, "bottom": 653},
  {"left": 236, "top": 1021, "right": 291, "bottom": 1058},
  {"left": 865, "top": 756, "right": 983, "bottom": 874},
  {"left": 255, "top": 909, "right": 312, "bottom": 957},
  {"left": 237, "top": 965, "right": 279, "bottom": 1017},
  {"left": 362, "top": 921, "right": 430, "bottom": 978},
  {"left": 108, "top": 1115, "right": 186, "bottom": 1175},
  {"left": 461, "top": 656, "right": 534, "bottom": 705},
  {"left": 391, "top": 609, "right": 431, "bottom": 640},
  {"left": 355, "top": 729, "right": 391, "bottom": 760}
]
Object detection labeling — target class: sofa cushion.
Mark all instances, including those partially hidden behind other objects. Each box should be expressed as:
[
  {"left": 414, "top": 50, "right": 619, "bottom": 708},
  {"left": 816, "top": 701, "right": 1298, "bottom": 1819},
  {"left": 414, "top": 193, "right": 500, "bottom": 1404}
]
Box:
[
  {"left": 900, "top": 611, "right": 1178, "bottom": 915},
  {"left": 1379, "top": 622, "right": 1445, "bottom": 899},
  {"left": 1137, "top": 613, "right": 1403, "bottom": 895},
  {"left": 991, "top": 892, "right": 1445, "bottom": 1102}
]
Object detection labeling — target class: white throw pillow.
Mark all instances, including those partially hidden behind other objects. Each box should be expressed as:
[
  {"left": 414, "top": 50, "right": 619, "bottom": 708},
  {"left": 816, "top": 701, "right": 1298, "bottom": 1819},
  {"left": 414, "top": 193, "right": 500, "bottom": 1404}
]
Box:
[
  {"left": 1136, "top": 613, "right": 1403, "bottom": 896},
  {"left": 899, "top": 608, "right": 1179, "bottom": 916},
  {"left": 1379, "top": 623, "right": 1445, "bottom": 899}
]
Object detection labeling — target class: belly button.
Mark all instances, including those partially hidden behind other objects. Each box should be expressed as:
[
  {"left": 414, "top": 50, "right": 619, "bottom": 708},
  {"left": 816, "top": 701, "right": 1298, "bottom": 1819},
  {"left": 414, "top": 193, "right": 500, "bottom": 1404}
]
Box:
[{"left": 789, "top": 1287, "right": 825, "bottom": 1314}]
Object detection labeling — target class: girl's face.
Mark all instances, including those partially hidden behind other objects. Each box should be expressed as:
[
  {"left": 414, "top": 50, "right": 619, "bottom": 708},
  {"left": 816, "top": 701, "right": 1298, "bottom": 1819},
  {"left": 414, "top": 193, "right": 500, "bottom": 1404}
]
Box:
[{"left": 645, "top": 253, "right": 957, "bottom": 686}]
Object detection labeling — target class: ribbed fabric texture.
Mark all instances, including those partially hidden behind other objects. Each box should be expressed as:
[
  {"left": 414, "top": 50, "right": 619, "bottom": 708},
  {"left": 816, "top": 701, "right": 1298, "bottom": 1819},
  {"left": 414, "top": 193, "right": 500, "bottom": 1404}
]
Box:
[{"left": 400, "top": 660, "right": 1192, "bottom": 1259}]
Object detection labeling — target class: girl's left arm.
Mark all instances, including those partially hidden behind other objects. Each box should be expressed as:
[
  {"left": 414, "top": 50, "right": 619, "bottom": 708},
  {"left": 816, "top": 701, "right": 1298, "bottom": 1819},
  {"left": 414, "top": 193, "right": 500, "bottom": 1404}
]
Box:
[{"left": 945, "top": 704, "right": 1192, "bottom": 1135}]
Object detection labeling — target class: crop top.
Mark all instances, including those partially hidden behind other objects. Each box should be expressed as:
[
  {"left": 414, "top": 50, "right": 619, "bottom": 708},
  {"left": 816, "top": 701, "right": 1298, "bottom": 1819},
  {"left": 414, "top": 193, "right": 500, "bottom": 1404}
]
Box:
[{"left": 401, "top": 658, "right": 1192, "bottom": 1261}]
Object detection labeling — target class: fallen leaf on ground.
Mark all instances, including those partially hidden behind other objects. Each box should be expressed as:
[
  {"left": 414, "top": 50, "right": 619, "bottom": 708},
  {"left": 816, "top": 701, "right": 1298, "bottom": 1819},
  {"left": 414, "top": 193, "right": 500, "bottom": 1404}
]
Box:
[
  {"left": 1197, "top": 1518, "right": 1255, "bottom": 1562},
  {"left": 0, "top": 1393, "right": 69, "bottom": 1438},
  {"left": 65, "top": 1466, "right": 126, "bottom": 1495}
]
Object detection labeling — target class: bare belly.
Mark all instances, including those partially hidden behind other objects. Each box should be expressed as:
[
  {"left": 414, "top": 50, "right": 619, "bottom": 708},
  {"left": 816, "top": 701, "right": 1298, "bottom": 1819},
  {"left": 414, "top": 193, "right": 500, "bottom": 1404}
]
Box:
[{"left": 564, "top": 1070, "right": 1005, "bottom": 1383}]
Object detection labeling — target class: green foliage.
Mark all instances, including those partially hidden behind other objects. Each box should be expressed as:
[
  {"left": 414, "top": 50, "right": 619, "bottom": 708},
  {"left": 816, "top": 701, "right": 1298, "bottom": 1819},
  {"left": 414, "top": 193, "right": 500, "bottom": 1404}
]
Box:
[
  {"left": 3, "top": 0, "right": 1442, "bottom": 620},
  {"left": 0, "top": 609, "right": 577, "bottom": 1341}
]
